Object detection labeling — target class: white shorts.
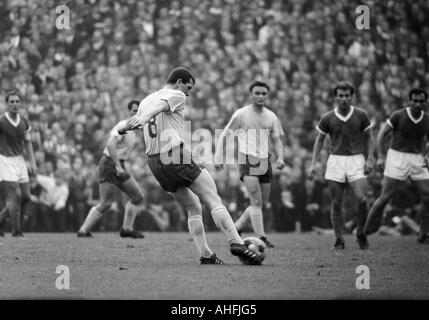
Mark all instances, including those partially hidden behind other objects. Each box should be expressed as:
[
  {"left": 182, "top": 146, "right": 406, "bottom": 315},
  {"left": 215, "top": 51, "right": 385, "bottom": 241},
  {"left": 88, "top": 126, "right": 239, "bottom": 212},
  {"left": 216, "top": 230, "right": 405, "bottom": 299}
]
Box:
[
  {"left": 325, "top": 154, "right": 366, "bottom": 183},
  {"left": 0, "top": 154, "right": 29, "bottom": 183},
  {"left": 384, "top": 149, "right": 429, "bottom": 181}
]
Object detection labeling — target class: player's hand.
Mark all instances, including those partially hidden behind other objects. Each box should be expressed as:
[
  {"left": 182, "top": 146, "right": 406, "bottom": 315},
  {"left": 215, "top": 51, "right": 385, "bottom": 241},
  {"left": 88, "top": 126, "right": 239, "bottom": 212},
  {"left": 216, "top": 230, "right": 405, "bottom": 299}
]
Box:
[
  {"left": 376, "top": 158, "right": 385, "bottom": 173},
  {"left": 364, "top": 157, "right": 374, "bottom": 175},
  {"left": 423, "top": 157, "right": 429, "bottom": 169},
  {"left": 28, "top": 162, "right": 37, "bottom": 177},
  {"left": 215, "top": 164, "right": 224, "bottom": 172},
  {"left": 276, "top": 159, "right": 285, "bottom": 170},
  {"left": 308, "top": 164, "right": 317, "bottom": 181},
  {"left": 116, "top": 164, "right": 126, "bottom": 177},
  {"left": 127, "top": 116, "right": 144, "bottom": 130}
]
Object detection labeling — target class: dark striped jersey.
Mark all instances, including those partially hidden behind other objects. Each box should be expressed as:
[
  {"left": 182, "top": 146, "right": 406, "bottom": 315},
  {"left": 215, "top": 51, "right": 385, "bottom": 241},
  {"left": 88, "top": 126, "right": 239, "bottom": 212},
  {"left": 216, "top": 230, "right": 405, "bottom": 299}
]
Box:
[
  {"left": 0, "top": 113, "right": 31, "bottom": 156},
  {"left": 386, "top": 107, "right": 429, "bottom": 154},
  {"left": 316, "top": 106, "right": 372, "bottom": 156}
]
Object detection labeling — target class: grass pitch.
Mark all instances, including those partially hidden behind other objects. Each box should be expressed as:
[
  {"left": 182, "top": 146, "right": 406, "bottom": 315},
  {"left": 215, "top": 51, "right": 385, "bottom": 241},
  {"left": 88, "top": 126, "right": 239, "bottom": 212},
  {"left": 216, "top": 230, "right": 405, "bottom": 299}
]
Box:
[{"left": 0, "top": 232, "right": 428, "bottom": 299}]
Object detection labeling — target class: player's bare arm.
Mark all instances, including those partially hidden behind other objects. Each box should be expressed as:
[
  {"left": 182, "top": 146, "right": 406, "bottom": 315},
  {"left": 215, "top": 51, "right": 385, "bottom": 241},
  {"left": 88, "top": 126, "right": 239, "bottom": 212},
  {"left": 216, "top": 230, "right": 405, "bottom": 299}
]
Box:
[
  {"left": 106, "top": 135, "right": 124, "bottom": 174},
  {"left": 24, "top": 132, "right": 37, "bottom": 176},
  {"left": 272, "top": 135, "right": 285, "bottom": 170},
  {"left": 214, "top": 114, "right": 239, "bottom": 171},
  {"left": 308, "top": 132, "right": 326, "bottom": 180},
  {"left": 423, "top": 132, "right": 429, "bottom": 168},
  {"left": 375, "top": 122, "right": 392, "bottom": 172},
  {"left": 364, "top": 127, "right": 375, "bottom": 175}
]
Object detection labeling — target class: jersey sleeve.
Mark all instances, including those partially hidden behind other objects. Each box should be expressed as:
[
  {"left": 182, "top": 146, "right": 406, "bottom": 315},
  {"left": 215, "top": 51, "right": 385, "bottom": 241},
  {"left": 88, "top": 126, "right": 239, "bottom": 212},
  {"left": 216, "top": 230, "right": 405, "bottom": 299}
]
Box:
[
  {"left": 271, "top": 115, "right": 284, "bottom": 138},
  {"left": 23, "top": 117, "right": 31, "bottom": 140},
  {"left": 360, "top": 110, "right": 373, "bottom": 132},
  {"left": 160, "top": 90, "right": 186, "bottom": 112},
  {"left": 386, "top": 111, "right": 400, "bottom": 129},
  {"left": 316, "top": 114, "right": 329, "bottom": 135},
  {"left": 225, "top": 109, "right": 242, "bottom": 131}
]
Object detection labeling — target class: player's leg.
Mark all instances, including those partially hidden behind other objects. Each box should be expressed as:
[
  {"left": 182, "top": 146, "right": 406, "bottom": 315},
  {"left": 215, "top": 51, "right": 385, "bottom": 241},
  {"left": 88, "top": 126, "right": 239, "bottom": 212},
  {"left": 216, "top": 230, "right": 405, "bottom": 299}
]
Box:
[
  {"left": 189, "top": 169, "right": 243, "bottom": 244},
  {"left": 348, "top": 178, "right": 370, "bottom": 249},
  {"left": 2, "top": 181, "right": 23, "bottom": 236},
  {"left": 364, "top": 176, "right": 400, "bottom": 235},
  {"left": 78, "top": 182, "right": 115, "bottom": 236},
  {"left": 0, "top": 183, "right": 30, "bottom": 234},
  {"left": 0, "top": 183, "right": 7, "bottom": 236},
  {"left": 234, "top": 207, "right": 250, "bottom": 234},
  {"left": 117, "top": 176, "right": 145, "bottom": 238},
  {"left": 327, "top": 180, "right": 346, "bottom": 248},
  {"left": 172, "top": 187, "right": 222, "bottom": 263},
  {"left": 241, "top": 176, "right": 265, "bottom": 237},
  {"left": 411, "top": 179, "right": 429, "bottom": 244},
  {"left": 260, "top": 182, "right": 275, "bottom": 247},
  {"left": 188, "top": 169, "right": 263, "bottom": 265}
]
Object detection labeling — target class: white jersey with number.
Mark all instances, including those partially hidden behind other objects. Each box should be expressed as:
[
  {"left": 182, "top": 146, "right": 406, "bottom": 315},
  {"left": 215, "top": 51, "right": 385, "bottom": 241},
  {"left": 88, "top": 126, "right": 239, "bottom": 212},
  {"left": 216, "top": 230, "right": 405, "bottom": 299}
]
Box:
[
  {"left": 137, "top": 87, "right": 186, "bottom": 155},
  {"left": 103, "top": 120, "right": 137, "bottom": 160},
  {"left": 226, "top": 105, "right": 284, "bottom": 158}
]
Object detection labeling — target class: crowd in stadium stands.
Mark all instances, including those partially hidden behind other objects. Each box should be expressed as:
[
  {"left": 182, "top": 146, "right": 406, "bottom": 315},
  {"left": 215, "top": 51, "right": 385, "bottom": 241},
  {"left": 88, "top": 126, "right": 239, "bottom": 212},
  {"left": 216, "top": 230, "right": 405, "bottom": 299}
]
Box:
[{"left": 0, "top": 0, "right": 428, "bottom": 234}]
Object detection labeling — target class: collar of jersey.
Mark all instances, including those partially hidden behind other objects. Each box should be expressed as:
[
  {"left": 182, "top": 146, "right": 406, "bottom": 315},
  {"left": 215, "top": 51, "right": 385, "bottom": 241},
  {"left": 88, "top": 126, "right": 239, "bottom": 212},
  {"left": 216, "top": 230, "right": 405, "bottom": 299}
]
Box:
[
  {"left": 406, "top": 107, "right": 424, "bottom": 124},
  {"left": 334, "top": 106, "right": 354, "bottom": 122},
  {"left": 5, "top": 112, "right": 21, "bottom": 127}
]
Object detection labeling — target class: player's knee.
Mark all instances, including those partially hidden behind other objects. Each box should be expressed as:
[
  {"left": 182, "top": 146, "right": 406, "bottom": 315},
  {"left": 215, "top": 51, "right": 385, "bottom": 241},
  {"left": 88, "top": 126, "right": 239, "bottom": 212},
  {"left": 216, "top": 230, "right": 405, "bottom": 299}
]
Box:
[
  {"left": 186, "top": 200, "right": 202, "bottom": 216},
  {"left": 7, "top": 191, "right": 22, "bottom": 205}
]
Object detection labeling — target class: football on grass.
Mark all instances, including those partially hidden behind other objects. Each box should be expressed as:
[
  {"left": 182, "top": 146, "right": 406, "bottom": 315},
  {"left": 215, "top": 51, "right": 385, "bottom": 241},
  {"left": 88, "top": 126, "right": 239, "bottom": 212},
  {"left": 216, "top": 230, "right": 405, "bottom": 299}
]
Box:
[{"left": 243, "top": 237, "right": 267, "bottom": 261}]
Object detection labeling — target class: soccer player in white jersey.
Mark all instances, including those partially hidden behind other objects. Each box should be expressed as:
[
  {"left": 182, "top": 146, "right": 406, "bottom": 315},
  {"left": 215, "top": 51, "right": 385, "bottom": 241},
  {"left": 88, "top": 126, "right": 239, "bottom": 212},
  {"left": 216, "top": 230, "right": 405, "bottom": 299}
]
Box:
[
  {"left": 309, "top": 82, "right": 375, "bottom": 250},
  {"left": 0, "top": 91, "right": 37, "bottom": 237},
  {"left": 77, "top": 100, "right": 145, "bottom": 238},
  {"left": 120, "top": 67, "right": 264, "bottom": 265},
  {"left": 214, "top": 81, "right": 285, "bottom": 248},
  {"left": 364, "top": 88, "right": 429, "bottom": 244}
]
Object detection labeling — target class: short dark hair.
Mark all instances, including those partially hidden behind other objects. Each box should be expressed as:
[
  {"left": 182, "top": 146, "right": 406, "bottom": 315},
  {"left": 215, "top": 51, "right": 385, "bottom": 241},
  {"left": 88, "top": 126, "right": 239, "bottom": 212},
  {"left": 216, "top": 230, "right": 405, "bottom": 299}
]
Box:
[
  {"left": 333, "top": 81, "right": 355, "bottom": 96},
  {"left": 5, "top": 91, "right": 21, "bottom": 102},
  {"left": 249, "top": 80, "right": 270, "bottom": 93},
  {"left": 166, "top": 67, "right": 195, "bottom": 85},
  {"left": 127, "top": 100, "right": 140, "bottom": 110},
  {"left": 408, "top": 88, "right": 428, "bottom": 101}
]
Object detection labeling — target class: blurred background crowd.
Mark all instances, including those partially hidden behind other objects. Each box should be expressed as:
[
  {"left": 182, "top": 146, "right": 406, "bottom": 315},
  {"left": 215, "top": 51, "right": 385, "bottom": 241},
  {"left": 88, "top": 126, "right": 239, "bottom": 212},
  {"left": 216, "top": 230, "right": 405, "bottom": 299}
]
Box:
[{"left": 0, "top": 0, "right": 428, "bottom": 235}]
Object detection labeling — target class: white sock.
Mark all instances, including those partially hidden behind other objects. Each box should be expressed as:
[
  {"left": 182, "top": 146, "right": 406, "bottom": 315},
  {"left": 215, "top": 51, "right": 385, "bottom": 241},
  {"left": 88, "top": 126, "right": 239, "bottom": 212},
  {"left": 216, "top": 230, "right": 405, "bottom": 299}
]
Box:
[
  {"left": 249, "top": 206, "right": 265, "bottom": 237},
  {"left": 80, "top": 206, "right": 103, "bottom": 232},
  {"left": 188, "top": 215, "right": 213, "bottom": 258},
  {"left": 235, "top": 207, "right": 250, "bottom": 231},
  {"left": 211, "top": 206, "right": 244, "bottom": 245},
  {"left": 122, "top": 201, "right": 140, "bottom": 230}
]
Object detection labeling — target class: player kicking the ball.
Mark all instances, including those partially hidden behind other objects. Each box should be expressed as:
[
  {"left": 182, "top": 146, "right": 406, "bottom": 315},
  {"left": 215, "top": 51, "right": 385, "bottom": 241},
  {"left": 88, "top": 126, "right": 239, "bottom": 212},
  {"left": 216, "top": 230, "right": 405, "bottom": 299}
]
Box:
[
  {"left": 364, "top": 88, "right": 429, "bottom": 244},
  {"left": 215, "top": 80, "right": 285, "bottom": 248},
  {"left": 119, "top": 67, "right": 263, "bottom": 265},
  {"left": 77, "top": 100, "right": 145, "bottom": 239},
  {"left": 309, "top": 81, "right": 375, "bottom": 250}
]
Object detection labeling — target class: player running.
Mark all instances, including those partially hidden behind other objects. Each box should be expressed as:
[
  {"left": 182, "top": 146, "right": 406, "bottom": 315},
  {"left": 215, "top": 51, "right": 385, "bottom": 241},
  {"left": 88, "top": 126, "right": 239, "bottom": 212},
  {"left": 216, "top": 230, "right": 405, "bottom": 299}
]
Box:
[
  {"left": 0, "top": 91, "right": 37, "bottom": 237},
  {"left": 309, "top": 81, "right": 375, "bottom": 250},
  {"left": 214, "top": 80, "right": 285, "bottom": 248},
  {"left": 77, "top": 100, "right": 145, "bottom": 238},
  {"left": 364, "top": 88, "right": 429, "bottom": 244},
  {"left": 119, "top": 67, "right": 264, "bottom": 265}
]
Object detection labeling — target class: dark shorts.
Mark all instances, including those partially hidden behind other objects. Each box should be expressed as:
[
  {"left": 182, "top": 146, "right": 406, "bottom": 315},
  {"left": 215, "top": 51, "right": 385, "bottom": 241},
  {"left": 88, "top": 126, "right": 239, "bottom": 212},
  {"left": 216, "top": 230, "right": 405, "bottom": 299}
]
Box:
[
  {"left": 99, "top": 154, "right": 131, "bottom": 185},
  {"left": 239, "top": 154, "right": 272, "bottom": 184},
  {"left": 147, "top": 145, "right": 202, "bottom": 192}
]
